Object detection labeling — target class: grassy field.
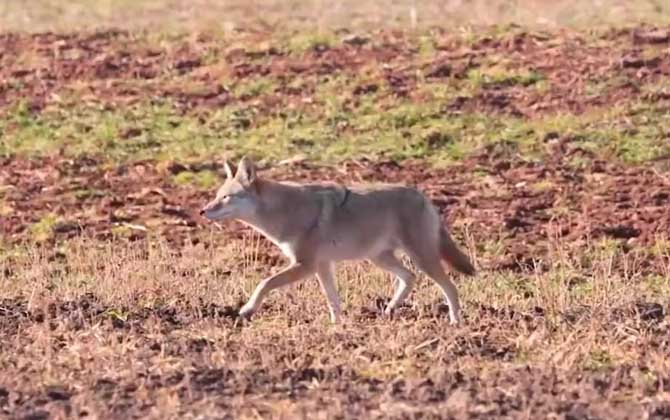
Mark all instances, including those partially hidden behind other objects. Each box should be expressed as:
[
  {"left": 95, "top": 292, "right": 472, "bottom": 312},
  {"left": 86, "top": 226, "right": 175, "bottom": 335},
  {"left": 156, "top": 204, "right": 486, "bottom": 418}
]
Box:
[{"left": 2, "top": 1, "right": 670, "bottom": 418}]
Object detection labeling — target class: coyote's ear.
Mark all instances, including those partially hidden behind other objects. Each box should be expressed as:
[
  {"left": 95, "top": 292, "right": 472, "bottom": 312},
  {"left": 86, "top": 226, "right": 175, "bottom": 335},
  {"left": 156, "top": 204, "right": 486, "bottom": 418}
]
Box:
[
  {"left": 223, "top": 160, "right": 234, "bottom": 179},
  {"left": 237, "top": 155, "right": 256, "bottom": 186}
]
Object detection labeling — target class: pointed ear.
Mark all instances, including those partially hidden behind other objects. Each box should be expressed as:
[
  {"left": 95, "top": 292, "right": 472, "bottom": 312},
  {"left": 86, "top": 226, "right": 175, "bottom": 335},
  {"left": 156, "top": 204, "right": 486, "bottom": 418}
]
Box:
[
  {"left": 223, "top": 160, "right": 234, "bottom": 179},
  {"left": 236, "top": 155, "right": 256, "bottom": 186}
]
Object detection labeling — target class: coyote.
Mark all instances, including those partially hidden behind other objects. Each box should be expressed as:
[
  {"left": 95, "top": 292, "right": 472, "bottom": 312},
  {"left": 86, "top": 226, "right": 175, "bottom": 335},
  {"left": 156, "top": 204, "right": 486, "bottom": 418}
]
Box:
[{"left": 200, "top": 156, "right": 475, "bottom": 325}]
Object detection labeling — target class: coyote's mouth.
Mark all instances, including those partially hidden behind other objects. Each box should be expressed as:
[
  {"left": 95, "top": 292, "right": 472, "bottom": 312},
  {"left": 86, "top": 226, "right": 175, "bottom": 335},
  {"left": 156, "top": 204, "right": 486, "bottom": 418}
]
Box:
[
  {"left": 204, "top": 210, "right": 230, "bottom": 221},
  {"left": 200, "top": 204, "right": 230, "bottom": 221}
]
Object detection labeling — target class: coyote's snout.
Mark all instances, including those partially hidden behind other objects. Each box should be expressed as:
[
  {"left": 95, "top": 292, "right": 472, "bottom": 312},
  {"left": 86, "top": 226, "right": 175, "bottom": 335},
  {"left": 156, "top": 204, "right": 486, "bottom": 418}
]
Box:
[{"left": 201, "top": 156, "right": 475, "bottom": 324}]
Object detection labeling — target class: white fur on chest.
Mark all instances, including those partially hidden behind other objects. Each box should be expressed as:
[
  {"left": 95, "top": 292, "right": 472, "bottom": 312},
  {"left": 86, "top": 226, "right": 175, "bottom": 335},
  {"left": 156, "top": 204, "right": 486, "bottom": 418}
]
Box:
[
  {"left": 277, "top": 241, "right": 297, "bottom": 260},
  {"left": 241, "top": 221, "right": 298, "bottom": 262}
]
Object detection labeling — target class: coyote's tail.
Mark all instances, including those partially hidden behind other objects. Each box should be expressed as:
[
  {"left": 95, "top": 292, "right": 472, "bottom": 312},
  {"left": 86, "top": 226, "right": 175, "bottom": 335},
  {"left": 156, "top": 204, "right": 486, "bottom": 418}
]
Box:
[{"left": 439, "top": 227, "right": 475, "bottom": 276}]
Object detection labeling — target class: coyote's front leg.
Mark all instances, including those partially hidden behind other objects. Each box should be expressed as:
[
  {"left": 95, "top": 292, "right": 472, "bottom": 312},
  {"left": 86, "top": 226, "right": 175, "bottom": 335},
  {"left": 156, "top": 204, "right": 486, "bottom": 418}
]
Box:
[
  {"left": 238, "top": 262, "right": 314, "bottom": 319},
  {"left": 316, "top": 262, "right": 342, "bottom": 323}
]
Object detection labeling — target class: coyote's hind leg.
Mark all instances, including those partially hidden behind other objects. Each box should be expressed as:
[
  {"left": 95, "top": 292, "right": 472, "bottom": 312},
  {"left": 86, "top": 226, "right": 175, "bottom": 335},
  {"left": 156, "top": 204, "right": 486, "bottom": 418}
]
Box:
[{"left": 370, "top": 250, "right": 416, "bottom": 315}]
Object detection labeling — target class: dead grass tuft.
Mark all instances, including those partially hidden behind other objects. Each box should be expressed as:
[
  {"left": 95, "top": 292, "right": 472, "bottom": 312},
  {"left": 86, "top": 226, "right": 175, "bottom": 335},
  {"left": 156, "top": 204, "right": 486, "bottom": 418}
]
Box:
[{"left": 1, "top": 234, "right": 668, "bottom": 417}]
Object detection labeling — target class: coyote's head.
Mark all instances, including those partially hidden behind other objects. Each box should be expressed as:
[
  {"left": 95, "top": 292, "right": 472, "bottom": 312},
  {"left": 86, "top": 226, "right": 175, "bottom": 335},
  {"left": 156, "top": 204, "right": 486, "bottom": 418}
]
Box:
[{"left": 200, "top": 156, "right": 259, "bottom": 221}]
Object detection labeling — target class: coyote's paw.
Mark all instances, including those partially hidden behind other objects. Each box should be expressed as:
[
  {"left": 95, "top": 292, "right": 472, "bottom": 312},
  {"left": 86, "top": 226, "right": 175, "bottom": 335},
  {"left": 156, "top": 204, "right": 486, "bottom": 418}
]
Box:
[
  {"left": 329, "top": 312, "right": 343, "bottom": 324},
  {"left": 233, "top": 306, "right": 254, "bottom": 328},
  {"left": 233, "top": 316, "right": 249, "bottom": 328}
]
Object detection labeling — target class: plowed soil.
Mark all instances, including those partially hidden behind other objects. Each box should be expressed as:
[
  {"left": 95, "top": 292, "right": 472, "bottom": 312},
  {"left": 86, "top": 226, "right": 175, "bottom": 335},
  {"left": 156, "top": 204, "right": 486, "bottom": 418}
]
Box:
[
  {"left": 1, "top": 27, "right": 670, "bottom": 115},
  {"left": 2, "top": 150, "right": 670, "bottom": 271}
]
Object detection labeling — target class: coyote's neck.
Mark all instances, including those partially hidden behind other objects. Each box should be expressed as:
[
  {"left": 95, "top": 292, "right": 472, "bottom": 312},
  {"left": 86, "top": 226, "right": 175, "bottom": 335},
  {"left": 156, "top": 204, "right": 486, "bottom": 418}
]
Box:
[{"left": 237, "top": 179, "right": 312, "bottom": 245}]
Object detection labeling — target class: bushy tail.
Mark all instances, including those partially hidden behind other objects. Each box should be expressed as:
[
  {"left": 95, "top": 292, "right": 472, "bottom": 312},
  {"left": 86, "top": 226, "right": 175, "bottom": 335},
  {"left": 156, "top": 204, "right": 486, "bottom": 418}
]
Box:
[{"left": 439, "top": 227, "right": 475, "bottom": 276}]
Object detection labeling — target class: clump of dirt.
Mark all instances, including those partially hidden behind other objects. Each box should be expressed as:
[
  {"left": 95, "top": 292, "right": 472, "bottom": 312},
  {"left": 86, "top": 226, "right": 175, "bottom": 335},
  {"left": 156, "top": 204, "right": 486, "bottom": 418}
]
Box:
[{"left": 610, "top": 301, "right": 665, "bottom": 325}]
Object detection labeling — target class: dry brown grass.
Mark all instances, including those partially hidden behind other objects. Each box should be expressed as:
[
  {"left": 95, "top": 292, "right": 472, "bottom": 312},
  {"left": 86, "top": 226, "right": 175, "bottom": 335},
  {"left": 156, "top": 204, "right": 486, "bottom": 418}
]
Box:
[
  {"left": 1, "top": 0, "right": 669, "bottom": 33},
  {"left": 1, "top": 232, "right": 669, "bottom": 418}
]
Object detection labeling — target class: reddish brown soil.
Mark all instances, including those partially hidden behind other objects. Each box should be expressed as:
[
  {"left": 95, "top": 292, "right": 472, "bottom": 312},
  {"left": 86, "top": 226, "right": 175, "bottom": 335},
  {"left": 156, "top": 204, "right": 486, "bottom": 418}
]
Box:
[
  {"left": 449, "top": 27, "right": 670, "bottom": 116},
  {"left": 3, "top": 147, "right": 669, "bottom": 272},
  {"left": 1, "top": 27, "right": 669, "bottom": 116}
]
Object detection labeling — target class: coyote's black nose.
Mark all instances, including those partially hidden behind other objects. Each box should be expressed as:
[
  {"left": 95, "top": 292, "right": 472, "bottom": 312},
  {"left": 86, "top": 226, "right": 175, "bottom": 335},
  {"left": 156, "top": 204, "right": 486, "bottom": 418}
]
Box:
[{"left": 199, "top": 209, "right": 205, "bottom": 216}]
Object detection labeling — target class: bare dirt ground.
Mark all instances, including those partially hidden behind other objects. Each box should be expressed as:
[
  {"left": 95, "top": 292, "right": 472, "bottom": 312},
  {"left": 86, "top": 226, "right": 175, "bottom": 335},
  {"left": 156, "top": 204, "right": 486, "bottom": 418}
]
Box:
[
  {"left": 2, "top": 25, "right": 670, "bottom": 419},
  {"left": 2, "top": 27, "right": 669, "bottom": 248},
  {"left": 2, "top": 27, "right": 670, "bottom": 115},
  {"left": 2, "top": 149, "right": 670, "bottom": 271}
]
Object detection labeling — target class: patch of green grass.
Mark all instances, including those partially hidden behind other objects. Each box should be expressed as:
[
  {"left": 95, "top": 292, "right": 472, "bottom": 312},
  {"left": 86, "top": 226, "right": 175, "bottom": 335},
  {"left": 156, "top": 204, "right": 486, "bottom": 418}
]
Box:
[
  {"left": 415, "top": 34, "right": 437, "bottom": 58},
  {"left": 513, "top": 101, "right": 670, "bottom": 164},
  {"left": 104, "top": 308, "right": 129, "bottom": 323},
  {"left": 416, "top": 81, "right": 458, "bottom": 101},
  {"left": 584, "top": 348, "right": 614, "bottom": 371},
  {"left": 234, "top": 77, "right": 277, "bottom": 99},
  {"left": 529, "top": 180, "right": 555, "bottom": 193},
  {"left": 585, "top": 76, "right": 629, "bottom": 98},
  {"left": 641, "top": 78, "right": 670, "bottom": 98},
  {"left": 30, "top": 213, "right": 59, "bottom": 242},
  {"left": 641, "top": 274, "right": 670, "bottom": 297},
  {"left": 459, "top": 24, "right": 529, "bottom": 48},
  {"left": 582, "top": 101, "right": 670, "bottom": 163},
  {"left": 650, "top": 237, "right": 670, "bottom": 257},
  {"left": 593, "top": 237, "right": 622, "bottom": 258},
  {"left": 110, "top": 224, "right": 137, "bottom": 239},
  {"left": 478, "top": 239, "right": 507, "bottom": 259},
  {"left": 491, "top": 274, "right": 537, "bottom": 300},
  {"left": 467, "top": 67, "right": 544, "bottom": 89},
  {"left": 570, "top": 280, "right": 595, "bottom": 299},
  {"left": 72, "top": 188, "right": 106, "bottom": 200},
  {"left": 3, "top": 67, "right": 669, "bottom": 168},
  {"left": 172, "top": 170, "right": 220, "bottom": 189},
  {"left": 567, "top": 154, "right": 595, "bottom": 170},
  {"left": 1, "top": 102, "right": 56, "bottom": 157},
  {"left": 284, "top": 32, "right": 338, "bottom": 54},
  {"left": 0, "top": 97, "right": 566, "bottom": 165}
]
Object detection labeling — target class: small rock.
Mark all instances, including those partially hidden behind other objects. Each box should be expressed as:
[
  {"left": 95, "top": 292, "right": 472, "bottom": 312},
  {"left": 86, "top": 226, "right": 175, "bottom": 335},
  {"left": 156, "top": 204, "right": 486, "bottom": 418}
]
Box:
[{"left": 636, "top": 302, "right": 664, "bottom": 322}]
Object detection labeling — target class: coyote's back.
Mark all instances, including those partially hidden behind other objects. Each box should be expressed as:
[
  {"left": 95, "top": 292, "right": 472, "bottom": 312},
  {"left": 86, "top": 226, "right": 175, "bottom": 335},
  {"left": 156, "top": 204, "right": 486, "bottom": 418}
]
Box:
[{"left": 309, "top": 183, "right": 475, "bottom": 276}]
